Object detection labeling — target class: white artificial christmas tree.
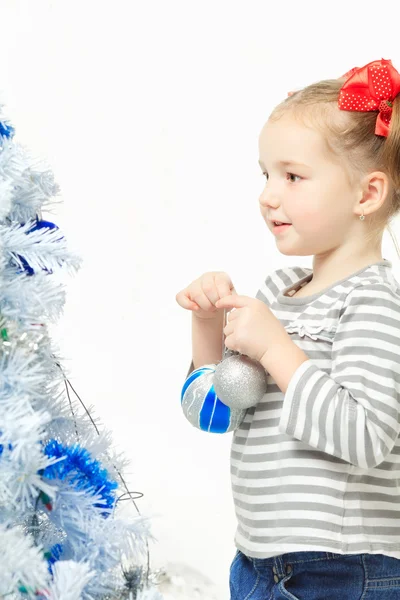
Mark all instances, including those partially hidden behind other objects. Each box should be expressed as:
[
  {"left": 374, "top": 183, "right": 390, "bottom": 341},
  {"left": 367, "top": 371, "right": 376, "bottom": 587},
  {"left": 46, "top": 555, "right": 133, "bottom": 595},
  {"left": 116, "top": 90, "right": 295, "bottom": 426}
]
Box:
[{"left": 0, "top": 103, "right": 163, "bottom": 600}]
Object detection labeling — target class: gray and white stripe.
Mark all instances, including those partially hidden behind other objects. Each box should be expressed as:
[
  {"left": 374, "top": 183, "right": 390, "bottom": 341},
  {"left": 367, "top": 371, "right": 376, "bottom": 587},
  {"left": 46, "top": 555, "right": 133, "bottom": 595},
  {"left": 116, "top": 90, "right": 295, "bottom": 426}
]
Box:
[{"left": 232, "top": 259, "right": 400, "bottom": 559}]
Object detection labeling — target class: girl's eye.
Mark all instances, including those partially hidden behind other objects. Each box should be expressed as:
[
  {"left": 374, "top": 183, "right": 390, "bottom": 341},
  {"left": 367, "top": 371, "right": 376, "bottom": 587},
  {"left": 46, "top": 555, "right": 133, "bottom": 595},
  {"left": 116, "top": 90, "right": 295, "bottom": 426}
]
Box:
[
  {"left": 287, "top": 172, "right": 302, "bottom": 183},
  {"left": 261, "top": 172, "right": 302, "bottom": 183}
]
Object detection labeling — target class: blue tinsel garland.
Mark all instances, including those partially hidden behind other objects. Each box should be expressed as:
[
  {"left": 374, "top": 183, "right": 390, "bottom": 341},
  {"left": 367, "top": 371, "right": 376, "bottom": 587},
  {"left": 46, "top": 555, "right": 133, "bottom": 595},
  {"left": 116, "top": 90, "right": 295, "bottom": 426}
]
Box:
[
  {"left": 0, "top": 120, "right": 15, "bottom": 139},
  {"left": 41, "top": 440, "right": 118, "bottom": 514}
]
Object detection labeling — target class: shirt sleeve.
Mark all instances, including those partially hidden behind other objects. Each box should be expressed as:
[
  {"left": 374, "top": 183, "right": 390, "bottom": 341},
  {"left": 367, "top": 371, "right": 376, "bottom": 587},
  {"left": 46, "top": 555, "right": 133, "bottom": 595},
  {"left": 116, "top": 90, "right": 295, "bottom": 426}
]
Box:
[{"left": 279, "top": 281, "right": 400, "bottom": 468}]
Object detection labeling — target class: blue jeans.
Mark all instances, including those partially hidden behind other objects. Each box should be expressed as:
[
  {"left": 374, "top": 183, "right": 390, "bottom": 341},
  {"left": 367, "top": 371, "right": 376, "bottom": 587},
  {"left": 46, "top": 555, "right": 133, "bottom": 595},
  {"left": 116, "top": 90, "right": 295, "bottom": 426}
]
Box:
[{"left": 229, "top": 550, "right": 400, "bottom": 599}]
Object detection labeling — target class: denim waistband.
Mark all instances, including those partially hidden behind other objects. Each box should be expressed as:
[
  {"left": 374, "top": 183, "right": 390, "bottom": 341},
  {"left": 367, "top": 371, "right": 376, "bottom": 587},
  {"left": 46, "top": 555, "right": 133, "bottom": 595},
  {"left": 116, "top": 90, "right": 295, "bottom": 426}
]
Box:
[{"left": 249, "top": 550, "right": 352, "bottom": 567}]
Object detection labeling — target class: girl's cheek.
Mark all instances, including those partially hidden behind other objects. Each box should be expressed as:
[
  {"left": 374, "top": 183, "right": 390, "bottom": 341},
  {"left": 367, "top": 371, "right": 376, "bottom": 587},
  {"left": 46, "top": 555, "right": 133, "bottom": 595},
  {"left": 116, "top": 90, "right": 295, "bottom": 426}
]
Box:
[
  {"left": 295, "top": 209, "right": 327, "bottom": 233},
  {"left": 292, "top": 205, "right": 314, "bottom": 223}
]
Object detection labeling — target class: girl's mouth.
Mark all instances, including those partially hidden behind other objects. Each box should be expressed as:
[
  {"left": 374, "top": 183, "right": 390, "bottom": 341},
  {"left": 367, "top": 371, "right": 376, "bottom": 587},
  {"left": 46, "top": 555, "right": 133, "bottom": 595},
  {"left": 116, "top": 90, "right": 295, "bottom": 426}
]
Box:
[{"left": 273, "top": 222, "right": 292, "bottom": 234}]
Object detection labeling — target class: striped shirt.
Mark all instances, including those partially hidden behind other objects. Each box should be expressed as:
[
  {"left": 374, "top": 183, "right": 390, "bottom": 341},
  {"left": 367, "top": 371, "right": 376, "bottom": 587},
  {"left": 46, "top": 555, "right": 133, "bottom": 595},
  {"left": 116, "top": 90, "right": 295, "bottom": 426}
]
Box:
[{"left": 232, "top": 259, "right": 400, "bottom": 559}]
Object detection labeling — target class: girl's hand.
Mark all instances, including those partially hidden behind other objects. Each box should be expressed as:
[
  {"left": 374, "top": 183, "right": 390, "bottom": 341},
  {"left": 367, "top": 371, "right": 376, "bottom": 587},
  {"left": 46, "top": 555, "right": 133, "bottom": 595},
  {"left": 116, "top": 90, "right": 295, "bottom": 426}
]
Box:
[
  {"left": 176, "top": 272, "right": 237, "bottom": 320},
  {"left": 215, "top": 294, "right": 288, "bottom": 362}
]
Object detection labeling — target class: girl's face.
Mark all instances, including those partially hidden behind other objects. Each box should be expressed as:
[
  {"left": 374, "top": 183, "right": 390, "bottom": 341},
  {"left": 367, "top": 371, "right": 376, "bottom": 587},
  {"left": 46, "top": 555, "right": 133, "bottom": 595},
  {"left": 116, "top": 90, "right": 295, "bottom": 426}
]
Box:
[{"left": 258, "top": 111, "right": 361, "bottom": 257}]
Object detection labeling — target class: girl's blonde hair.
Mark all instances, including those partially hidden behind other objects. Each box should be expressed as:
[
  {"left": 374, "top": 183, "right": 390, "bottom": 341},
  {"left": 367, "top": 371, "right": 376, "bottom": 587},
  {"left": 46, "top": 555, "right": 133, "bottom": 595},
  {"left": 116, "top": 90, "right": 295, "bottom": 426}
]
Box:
[{"left": 269, "top": 77, "right": 400, "bottom": 258}]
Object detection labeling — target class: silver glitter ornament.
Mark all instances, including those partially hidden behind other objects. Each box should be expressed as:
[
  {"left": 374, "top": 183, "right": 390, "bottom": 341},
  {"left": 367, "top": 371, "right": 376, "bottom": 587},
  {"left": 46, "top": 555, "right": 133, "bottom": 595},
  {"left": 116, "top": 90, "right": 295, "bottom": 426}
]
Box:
[{"left": 213, "top": 353, "right": 268, "bottom": 409}]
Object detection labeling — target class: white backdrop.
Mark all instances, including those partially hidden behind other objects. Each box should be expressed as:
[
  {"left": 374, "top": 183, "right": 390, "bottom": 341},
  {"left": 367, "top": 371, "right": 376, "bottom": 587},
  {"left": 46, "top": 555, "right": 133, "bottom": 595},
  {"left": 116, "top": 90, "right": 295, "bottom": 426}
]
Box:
[{"left": 1, "top": 1, "right": 400, "bottom": 598}]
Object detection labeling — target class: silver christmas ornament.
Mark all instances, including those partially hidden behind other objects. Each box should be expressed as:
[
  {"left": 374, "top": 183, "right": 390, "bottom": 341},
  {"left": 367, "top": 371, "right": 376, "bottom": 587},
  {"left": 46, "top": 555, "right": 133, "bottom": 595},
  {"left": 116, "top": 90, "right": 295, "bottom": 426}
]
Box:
[{"left": 213, "top": 353, "right": 268, "bottom": 409}]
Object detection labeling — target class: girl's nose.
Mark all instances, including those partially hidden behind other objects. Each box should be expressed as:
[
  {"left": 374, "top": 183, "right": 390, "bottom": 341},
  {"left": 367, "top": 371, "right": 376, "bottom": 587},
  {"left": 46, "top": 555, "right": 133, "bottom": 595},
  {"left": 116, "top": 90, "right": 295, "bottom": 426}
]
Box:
[{"left": 259, "top": 187, "right": 280, "bottom": 209}]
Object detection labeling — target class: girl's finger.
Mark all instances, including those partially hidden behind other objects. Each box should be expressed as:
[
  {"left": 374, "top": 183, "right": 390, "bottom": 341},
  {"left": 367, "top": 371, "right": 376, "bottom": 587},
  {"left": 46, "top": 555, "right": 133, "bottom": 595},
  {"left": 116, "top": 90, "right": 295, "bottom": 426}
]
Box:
[
  {"left": 223, "top": 323, "right": 234, "bottom": 336},
  {"left": 176, "top": 292, "right": 200, "bottom": 311},
  {"left": 216, "top": 295, "right": 246, "bottom": 309},
  {"left": 186, "top": 299, "right": 200, "bottom": 311},
  {"left": 218, "top": 286, "right": 235, "bottom": 300},
  {"left": 226, "top": 308, "right": 239, "bottom": 321},
  {"left": 215, "top": 276, "right": 236, "bottom": 300},
  {"left": 191, "top": 290, "right": 218, "bottom": 311}
]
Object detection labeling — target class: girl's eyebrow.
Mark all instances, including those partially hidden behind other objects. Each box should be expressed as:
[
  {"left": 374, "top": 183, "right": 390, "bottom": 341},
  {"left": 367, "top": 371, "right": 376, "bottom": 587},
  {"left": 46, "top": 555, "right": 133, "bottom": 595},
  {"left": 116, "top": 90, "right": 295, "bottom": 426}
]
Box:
[{"left": 258, "top": 159, "right": 310, "bottom": 169}]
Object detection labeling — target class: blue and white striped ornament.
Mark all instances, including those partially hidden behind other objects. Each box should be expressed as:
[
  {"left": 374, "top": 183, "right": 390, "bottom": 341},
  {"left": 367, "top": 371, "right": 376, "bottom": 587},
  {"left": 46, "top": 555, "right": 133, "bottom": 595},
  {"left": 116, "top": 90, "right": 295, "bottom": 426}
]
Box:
[{"left": 181, "top": 364, "right": 246, "bottom": 433}]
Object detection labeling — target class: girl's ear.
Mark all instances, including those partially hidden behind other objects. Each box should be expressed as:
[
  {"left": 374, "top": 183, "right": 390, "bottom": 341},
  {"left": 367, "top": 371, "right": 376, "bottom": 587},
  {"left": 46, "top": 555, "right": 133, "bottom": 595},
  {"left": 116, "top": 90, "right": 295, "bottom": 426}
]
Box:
[{"left": 357, "top": 171, "right": 390, "bottom": 217}]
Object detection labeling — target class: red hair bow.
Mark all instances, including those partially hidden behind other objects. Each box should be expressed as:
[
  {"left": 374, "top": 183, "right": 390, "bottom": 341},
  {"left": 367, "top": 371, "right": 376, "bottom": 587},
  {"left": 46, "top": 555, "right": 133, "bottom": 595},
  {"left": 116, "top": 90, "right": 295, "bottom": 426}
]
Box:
[{"left": 338, "top": 58, "right": 400, "bottom": 137}]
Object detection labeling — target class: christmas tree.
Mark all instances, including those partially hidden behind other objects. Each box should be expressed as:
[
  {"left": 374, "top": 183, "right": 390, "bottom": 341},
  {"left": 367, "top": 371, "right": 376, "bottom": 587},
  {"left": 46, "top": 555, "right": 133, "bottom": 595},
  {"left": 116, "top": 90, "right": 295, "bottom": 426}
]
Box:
[{"left": 0, "top": 103, "right": 162, "bottom": 600}]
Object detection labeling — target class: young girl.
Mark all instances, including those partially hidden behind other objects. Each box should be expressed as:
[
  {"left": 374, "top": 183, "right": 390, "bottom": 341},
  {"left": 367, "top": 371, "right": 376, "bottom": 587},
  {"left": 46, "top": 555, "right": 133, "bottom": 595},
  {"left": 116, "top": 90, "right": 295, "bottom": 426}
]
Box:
[{"left": 176, "top": 58, "right": 400, "bottom": 599}]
